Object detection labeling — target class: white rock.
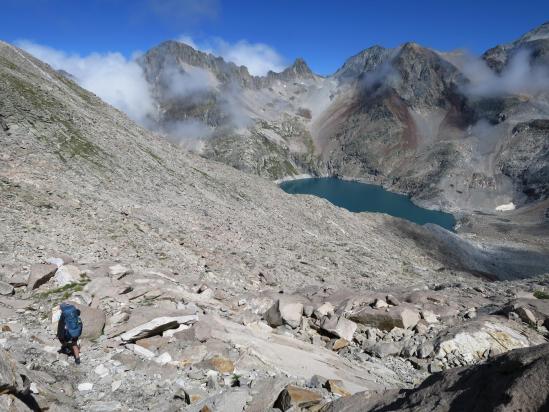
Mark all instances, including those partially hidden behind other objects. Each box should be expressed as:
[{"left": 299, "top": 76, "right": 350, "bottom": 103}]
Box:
[
  {"left": 54, "top": 265, "right": 82, "bottom": 287},
  {"left": 131, "top": 344, "right": 156, "bottom": 359},
  {"left": 111, "top": 380, "right": 122, "bottom": 392},
  {"left": 108, "top": 264, "right": 130, "bottom": 278},
  {"left": 264, "top": 299, "right": 303, "bottom": 328},
  {"left": 119, "top": 315, "right": 198, "bottom": 342},
  {"left": 46, "top": 257, "right": 64, "bottom": 267},
  {"left": 374, "top": 299, "right": 389, "bottom": 309},
  {"left": 320, "top": 316, "right": 357, "bottom": 342},
  {"left": 94, "top": 364, "right": 109, "bottom": 378},
  {"left": 154, "top": 352, "right": 172, "bottom": 365},
  {"left": 314, "top": 302, "right": 335, "bottom": 317},
  {"left": 421, "top": 310, "right": 439, "bottom": 324},
  {"left": 435, "top": 319, "right": 537, "bottom": 365},
  {"left": 78, "top": 382, "right": 93, "bottom": 391},
  {"left": 30, "top": 382, "right": 39, "bottom": 394},
  {"left": 162, "top": 324, "right": 190, "bottom": 337}
]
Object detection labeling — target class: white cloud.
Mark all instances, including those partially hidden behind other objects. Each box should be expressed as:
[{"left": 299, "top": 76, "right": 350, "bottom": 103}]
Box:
[
  {"left": 460, "top": 49, "right": 549, "bottom": 97},
  {"left": 175, "top": 35, "right": 199, "bottom": 50},
  {"left": 175, "top": 35, "right": 286, "bottom": 76},
  {"left": 158, "top": 63, "right": 217, "bottom": 99},
  {"left": 17, "top": 40, "right": 154, "bottom": 124}
]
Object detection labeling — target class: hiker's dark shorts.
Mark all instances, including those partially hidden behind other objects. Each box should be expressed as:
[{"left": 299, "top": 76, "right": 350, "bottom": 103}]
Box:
[{"left": 62, "top": 331, "right": 78, "bottom": 344}]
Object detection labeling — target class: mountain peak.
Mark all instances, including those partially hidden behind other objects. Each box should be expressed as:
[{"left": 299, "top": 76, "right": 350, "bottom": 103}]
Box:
[
  {"left": 283, "top": 57, "right": 315, "bottom": 79},
  {"left": 517, "top": 21, "right": 549, "bottom": 43},
  {"left": 333, "top": 45, "right": 391, "bottom": 80}
]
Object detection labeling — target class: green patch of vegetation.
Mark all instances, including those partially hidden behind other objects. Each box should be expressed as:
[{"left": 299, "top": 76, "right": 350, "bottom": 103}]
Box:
[
  {"left": 231, "top": 374, "right": 241, "bottom": 387},
  {"left": 57, "top": 75, "right": 95, "bottom": 105},
  {"left": 0, "top": 56, "right": 19, "bottom": 72},
  {"left": 36, "top": 276, "right": 90, "bottom": 305},
  {"left": 53, "top": 118, "right": 107, "bottom": 168},
  {"left": 533, "top": 290, "right": 549, "bottom": 300},
  {"left": 1, "top": 72, "right": 49, "bottom": 110}
]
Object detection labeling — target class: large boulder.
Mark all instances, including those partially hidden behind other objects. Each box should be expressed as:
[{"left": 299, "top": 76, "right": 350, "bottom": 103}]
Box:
[
  {"left": 320, "top": 315, "right": 357, "bottom": 342},
  {"left": 350, "top": 305, "right": 420, "bottom": 331},
  {"left": 0, "top": 265, "right": 28, "bottom": 287},
  {"left": 0, "top": 281, "right": 14, "bottom": 296},
  {"left": 27, "top": 264, "right": 57, "bottom": 290},
  {"left": 52, "top": 302, "right": 106, "bottom": 340},
  {"left": 0, "top": 348, "right": 23, "bottom": 395},
  {"left": 53, "top": 265, "right": 83, "bottom": 287},
  {"left": 264, "top": 299, "right": 303, "bottom": 329},
  {"left": 500, "top": 298, "right": 549, "bottom": 327},
  {"left": 274, "top": 385, "right": 323, "bottom": 411},
  {"left": 118, "top": 315, "right": 198, "bottom": 342},
  {"left": 434, "top": 316, "right": 545, "bottom": 366},
  {"left": 0, "top": 394, "right": 31, "bottom": 411},
  {"left": 320, "top": 343, "right": 549, "bottom": 412}
]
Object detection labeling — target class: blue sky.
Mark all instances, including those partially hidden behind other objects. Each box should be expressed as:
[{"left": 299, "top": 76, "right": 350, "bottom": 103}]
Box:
[{"left": 2, "top": 0, "right": 548, "bottom": 75}]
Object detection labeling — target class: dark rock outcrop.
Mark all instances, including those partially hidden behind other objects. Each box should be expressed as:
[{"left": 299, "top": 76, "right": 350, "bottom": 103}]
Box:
[{"left": 321, "top": 343, "right": 549, "bottom": 412}]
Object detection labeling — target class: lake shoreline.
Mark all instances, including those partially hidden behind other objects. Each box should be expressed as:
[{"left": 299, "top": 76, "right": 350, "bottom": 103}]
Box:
[{"left": 280, "top": 177, "right": 457, "bottom": 231}]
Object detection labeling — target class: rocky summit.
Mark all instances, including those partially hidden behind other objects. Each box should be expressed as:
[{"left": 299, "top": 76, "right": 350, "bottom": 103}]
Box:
[{"left": 0, "top": 18, "right": 548, "bottom": 412}]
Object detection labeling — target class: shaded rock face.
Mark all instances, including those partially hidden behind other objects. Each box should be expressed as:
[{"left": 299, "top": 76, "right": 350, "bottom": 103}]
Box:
[
  {"left": 323, "top": 344, "right": 549, "bottom": 412},
  {"left": 498, "top": 119, "right": 549, "bottom": 201}
]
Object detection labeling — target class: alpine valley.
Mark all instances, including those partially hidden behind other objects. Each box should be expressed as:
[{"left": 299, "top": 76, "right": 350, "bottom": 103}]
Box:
[{"left": 0, "top": 20, "right": 548, "bottom": 412}]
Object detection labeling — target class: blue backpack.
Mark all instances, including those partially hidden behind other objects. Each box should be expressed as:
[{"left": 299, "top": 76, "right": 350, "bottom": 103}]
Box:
[{"left": 60, "top": 303, "right": 83, "bottom": 339}]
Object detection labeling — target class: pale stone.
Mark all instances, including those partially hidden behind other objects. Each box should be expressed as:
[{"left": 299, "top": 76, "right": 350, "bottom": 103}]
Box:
[
  {"left": 314, "top": 302, "right": 335, "bottom": 318},
  {"left": 367, "top": 342, "right": 402, "bottom": 358},
  {"left": 516, "top": 307, "right": 536, "bottom": 325},
  {"left": 264, "top": 299, "right": 303, "bottom": 329},
  {"left": 27, "top": 264, "right": 57, "bottom": 290},
  {"left": 108, "top": 264, "right": 131, "bottom": 278},
  {"left": 78, "top": 382, "right": 93, "bottom": 391},
  {"left": 495, "top": 202, "right": 515, "bottom": 211},
  {"left": 154, "top": 352, "right": 172, "bottom": 365},
  {"left": 320, "top": 316, "right": 357, "bottom": 342},
  {"left": 351, "top": 305, "right": 420, "bottom": 330},
  {"left": 53, "top": 265, "right": 82, "bottom": 287},
  {"left": 45, "top": 257, "right": 64, "bottom": 267},
  {"left": 0, "top": 281, "right": 14, "bottom": 296},
  {"left": 131, "top": 344, "right": 156, "bottom": 359},
  {"left": 374, "top": 298, "right": 388, "bottom": 309},
  {"left": 111, "top": 380, "right": 122, "bottom": 392},
  {"left": 417, "top": 342, "right": 434, "bottom": 358},
  {"left": 29, "top": 382, "right": 39, "bottom": 394},
  {"left": 421, "top": 310, "right": 439, "bottom": 324},
  {"left": 119, "top": 315, "right": 198, "bottom": 342},
  {"left": 94, "top": 364, "right": 109, "bottom": 378}
]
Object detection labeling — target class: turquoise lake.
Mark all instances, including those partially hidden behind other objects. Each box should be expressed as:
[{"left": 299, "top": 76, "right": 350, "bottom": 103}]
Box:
[{"left": 280, "top": 177, "right": 456, "bottom": 231}]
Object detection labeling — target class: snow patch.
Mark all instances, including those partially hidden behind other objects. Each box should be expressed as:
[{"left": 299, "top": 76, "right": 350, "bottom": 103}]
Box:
[{"left": 495, "top": 202, "right": 516, "bottom": 211}]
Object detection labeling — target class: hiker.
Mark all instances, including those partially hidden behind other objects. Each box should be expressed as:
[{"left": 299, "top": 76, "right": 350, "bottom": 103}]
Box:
[{"left": 57, "top": 302, "right": 83, "bottom": 364}]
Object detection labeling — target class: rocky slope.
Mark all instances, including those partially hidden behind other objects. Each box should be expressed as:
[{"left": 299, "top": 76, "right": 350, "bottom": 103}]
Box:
[
  {"left": 138, "top": 22, "right": 549, "bottom": 217},
  {"left": 1, "top": 40, "right": 549, "bottom": 411}
]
